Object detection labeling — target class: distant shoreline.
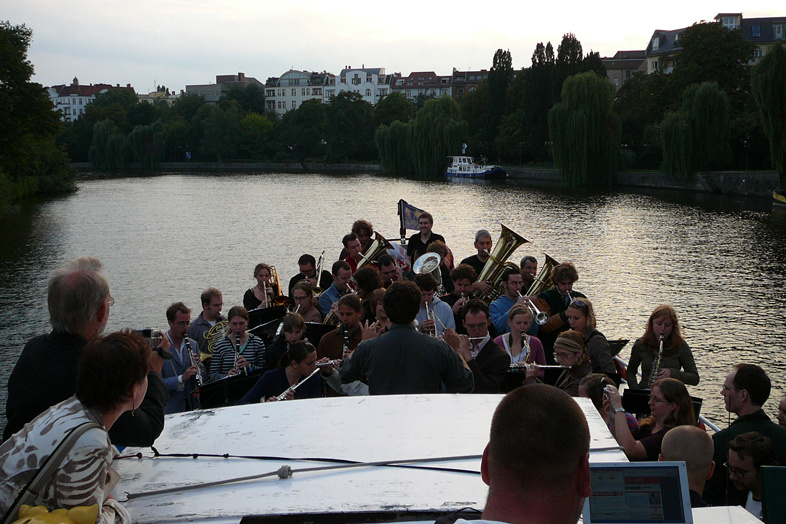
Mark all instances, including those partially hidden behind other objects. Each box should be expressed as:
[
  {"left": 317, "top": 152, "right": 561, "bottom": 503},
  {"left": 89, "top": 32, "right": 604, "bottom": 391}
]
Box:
[{"left": 71, "top": 162, "right": 778, "bottom": 198}]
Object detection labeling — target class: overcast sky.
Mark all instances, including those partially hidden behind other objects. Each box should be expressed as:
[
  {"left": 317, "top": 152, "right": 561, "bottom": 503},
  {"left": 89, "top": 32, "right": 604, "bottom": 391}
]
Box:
[{"left": 7, "top": 1, "right": 784, "bottom": 94}]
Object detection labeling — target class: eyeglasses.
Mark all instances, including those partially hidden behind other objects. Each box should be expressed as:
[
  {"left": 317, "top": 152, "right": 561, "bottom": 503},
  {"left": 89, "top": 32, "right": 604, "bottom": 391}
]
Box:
[
  {"left": 569, "top": 299, "right": 588, "bottom": 310},
  {"left": 106, "top": 296, "right": 116, "bottom": 307},
  {"left": 554, "top": 351, "right": 574, "bottom": 360},
  {"left": 293, "top": 295, "right": 309, "bottom": 300},
  {"left": 465, "top": 323, "right": 487, "bottom": 330},
  {"left": 724, "top": 462, "right": 754, "bottom": 479}
]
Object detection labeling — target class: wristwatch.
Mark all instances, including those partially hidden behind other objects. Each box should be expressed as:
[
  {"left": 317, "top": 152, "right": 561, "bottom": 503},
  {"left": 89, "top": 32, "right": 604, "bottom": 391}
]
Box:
[{"left": 613, "top": 407, "right": 625, "bottom": 414}]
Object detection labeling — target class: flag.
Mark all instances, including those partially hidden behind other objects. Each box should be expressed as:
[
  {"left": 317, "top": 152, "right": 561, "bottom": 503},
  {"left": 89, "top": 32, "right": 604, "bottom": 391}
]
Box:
[{"left": 398, "top": 199, "right": 426, "bottom": 231}]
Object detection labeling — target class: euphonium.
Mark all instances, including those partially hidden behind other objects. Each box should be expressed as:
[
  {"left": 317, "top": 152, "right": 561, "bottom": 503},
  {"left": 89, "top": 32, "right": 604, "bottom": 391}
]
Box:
[
  {"left": 473, "top": 224, "right": 529, "bottom": 302},
  {"left": 356, "top": 232, "right": 394, "bottom": 270},
  {"left": 648, "top": 335, "right": 664, "bottom": 388},
  {"left": 525, "top": 254, "right": 560, "bottom": 297}
]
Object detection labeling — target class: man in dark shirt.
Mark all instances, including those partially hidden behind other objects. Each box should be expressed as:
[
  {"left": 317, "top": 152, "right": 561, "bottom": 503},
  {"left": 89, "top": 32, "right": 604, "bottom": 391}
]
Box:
[
  {"left": 530, "top": 262, "right": 585, "bottom": 364},
  {"left": 288, "top": 253, "right": 333, "bottom": 295},
  {"left": 3, "top": 256, "right": 167, "bottom": 446},
  {"left": 660, "top": 425, "right": 715, "bottom": 508},
  {"left": 340, "top": 281, "right": 473, "bottom": 395},
  {"left": 406, "top": 212, "right": 445, "bottom": 268},
  {"left": 459, "top": 230, "right": 494, "bottom": 296}
]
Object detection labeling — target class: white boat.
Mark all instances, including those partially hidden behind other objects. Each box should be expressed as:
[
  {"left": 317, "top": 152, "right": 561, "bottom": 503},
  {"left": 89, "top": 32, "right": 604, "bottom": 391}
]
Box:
[
  {"left": 113, "top": 394, "right": 624, "bottom": 523},
  {"left": 445, "top": 156, "right": 507, "bottom": 179}
]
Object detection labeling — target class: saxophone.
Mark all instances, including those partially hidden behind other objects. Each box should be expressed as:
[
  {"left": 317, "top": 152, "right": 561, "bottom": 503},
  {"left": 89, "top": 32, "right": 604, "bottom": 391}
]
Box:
[{"left": 648, "top": 335, "right": 664, "bottom": 388}]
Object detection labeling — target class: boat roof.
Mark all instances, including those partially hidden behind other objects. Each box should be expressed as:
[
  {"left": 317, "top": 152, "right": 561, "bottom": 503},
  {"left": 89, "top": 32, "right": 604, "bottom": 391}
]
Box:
[{"left": 114, "top": 394, "right": 626, "bottom": 523}]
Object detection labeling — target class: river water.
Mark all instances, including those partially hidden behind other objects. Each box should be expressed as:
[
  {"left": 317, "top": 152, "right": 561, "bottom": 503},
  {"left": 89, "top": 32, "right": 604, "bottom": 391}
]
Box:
[{"left": 1, "top": 172, "right": 785, "bottom": 431}]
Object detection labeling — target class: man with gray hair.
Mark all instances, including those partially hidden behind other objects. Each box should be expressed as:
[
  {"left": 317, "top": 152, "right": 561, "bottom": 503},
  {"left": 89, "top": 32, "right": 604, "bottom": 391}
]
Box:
[
  {"left": 660, "top": 425, "right": 715, "bottom": 507},
  {"left": 3, "top": 257, "right": 167, "bottom": 445},
  {"left": 459, "top": 229, "right": 494, "bottom": 296}
]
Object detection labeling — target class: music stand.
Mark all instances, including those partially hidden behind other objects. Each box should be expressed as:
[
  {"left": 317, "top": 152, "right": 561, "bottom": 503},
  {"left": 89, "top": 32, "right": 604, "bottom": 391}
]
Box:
[
  {"left": 248, "top": 305, "right": 287, "bottom": 330},
  {"left": 199, "top": 370, "right": 264, "bottom": 409},
  {"left": 304, "top": 322, "right": 336, "bottom": 347}
]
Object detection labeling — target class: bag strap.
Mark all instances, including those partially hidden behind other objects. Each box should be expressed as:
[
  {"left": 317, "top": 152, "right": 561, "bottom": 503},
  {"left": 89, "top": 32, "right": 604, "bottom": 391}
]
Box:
[{"left": 1, "top": 421, "right": 102, "bottom": 524}]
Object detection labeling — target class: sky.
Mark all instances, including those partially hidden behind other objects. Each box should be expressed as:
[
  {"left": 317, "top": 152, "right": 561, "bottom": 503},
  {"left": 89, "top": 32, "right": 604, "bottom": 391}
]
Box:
[{"left": 7, "top": 1, "right": 785, "bottom": 94}]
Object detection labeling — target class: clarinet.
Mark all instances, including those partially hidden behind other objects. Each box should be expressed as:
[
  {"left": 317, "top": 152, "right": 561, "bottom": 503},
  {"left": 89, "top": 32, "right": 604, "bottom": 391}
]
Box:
[
  {"left": 648, "top": 335, "right": 664, "bottom": 388},
  {"left": 184, "top": 337, "right": 203, "bottom": 389},
  {"left": 235, "top": 331, "right": 249, "bottom": 376},
  {"left": 342, "top": 325, "right": 352, "bottom": 359}
]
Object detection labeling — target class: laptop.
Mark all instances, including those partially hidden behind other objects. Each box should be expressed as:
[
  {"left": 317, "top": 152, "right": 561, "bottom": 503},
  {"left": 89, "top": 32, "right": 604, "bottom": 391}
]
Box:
[{"left": 582, "top": 461, "right": 693, "bottom": 524}]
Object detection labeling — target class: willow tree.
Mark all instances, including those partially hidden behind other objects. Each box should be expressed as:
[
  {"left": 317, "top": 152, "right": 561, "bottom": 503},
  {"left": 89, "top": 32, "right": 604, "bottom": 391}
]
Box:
[
  {"left": 751, "top": 43, "right": 786, "bottom": 189},
  {"left": 660, "top": 111, "right": 692, "bottom": 179},
  {"left": 89, "top": 119, "right": 127, "bottom": 169},
  {"left": 548, "top": 71, "right": 619, "bottom": 189}
]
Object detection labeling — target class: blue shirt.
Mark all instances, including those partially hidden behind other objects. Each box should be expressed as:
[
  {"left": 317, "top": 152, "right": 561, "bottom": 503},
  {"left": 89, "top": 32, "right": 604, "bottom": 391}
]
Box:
[
  {"left": 318, "top": 283, "right": 341, "bottom": 317},
  {"left": 489, "top": 295, "right": 539, "bottom": 336},
  {"left": 415, "top": 296, "right": 455, "bottom": 336}
]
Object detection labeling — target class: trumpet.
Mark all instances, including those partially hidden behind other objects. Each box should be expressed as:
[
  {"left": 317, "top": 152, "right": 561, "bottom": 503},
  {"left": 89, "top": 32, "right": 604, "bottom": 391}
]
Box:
[
  {"left": 518, "top": 291, "right": 549, "bottom": 326},
  {"left": 424, "top": 301, "right": 438, "bottom": 337},
  {"left": 276, "top": 368, "right": 321, "bottom": 401}
]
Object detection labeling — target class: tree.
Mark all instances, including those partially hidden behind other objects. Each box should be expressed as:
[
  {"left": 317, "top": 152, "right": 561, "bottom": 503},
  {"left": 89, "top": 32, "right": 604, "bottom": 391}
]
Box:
[
  {"left": 222, "top": 83, "right": 266, "bottom": 115},
  {"left": 484, "top": 49, "right": 514, "bottom": 160},
  {"left": 277, "top": 99, "right": 326, "bottom": 161},
  {"left": 239, "top": 113, "right": 275, "bottom": 160},
  {"left": 373, "top": 92, "right": 414, "bottom": 129},
  {"left": 669, "top": 21, "right": 756, "bottom": 115},
  {"left": 324, "top": 91, "right": 375, "bottom": 162},
  {"left": 128, "top": 120, "right": 166, "bottom": 171},
  {"left": 0, "top": 21, "right": 75, "bottom": 212},
  {"left": 200, "top": 102, "right": 241, "bottom": 162},
  {"left": 751, "top": 43, "right": 786, "bottom": 189},
  {"left": 548, "top": 72, "right": 620, "bottom": 188}
]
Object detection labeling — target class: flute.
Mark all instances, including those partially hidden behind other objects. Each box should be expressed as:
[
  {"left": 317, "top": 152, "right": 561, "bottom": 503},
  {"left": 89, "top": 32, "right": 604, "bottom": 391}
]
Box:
[
  {"left": 276, "top": 368, "right": 321, "bottom": 400},
  {"left": 509, "top": 363, "right": 569, "bottom": 370},
  {"left": 316, "top": 359, "right": 342, "bottom": 368}
]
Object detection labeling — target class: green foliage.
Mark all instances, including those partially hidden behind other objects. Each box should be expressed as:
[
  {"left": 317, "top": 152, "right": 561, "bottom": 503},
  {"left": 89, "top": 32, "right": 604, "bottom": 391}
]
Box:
[
  {"left": 222, "top": 84, "right": 266, "bottom": 115},
  {"left": 277, "top": 99, "right": 326, "bottom": 161},
  {"left": 660, "top": 111, "right": 692, "bottom": 178},
  {"left": 373, "top": 92, "right": 414, "bottom": 128},
  {"left": 89, "top": 119, "right": 128, "bottom": 169},
  {"left": 324, "top": 91, "right": 375, "bottom": 162},
  {"left": 239, "top": 113, "right": 275, "bottom": 160},
  {"left": 751, "top": 43, "right": 786, "bottom": 187},
  {"left": 200, "top": 103, "right": 241, "bottom": 162},
  {"left": 458, "top": 80, "right": 489, "bottom": 155},
  {"left": 128, "top": 120, "right": 166, "bottom": 171},
  {"left": 548, "top": 72, "right": 620, "bottom": 188}
]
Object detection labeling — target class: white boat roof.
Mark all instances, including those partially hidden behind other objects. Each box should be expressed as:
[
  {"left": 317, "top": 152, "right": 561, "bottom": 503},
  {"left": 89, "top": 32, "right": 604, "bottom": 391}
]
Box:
[{"left": 114, "top": 395, "right": 626, "bottom": 523}]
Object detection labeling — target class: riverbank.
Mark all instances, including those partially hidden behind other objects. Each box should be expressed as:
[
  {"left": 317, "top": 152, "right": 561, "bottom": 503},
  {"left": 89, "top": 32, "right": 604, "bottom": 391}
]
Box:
[{"left": 72, "top": 162, "right": 779, "bottom": 198}]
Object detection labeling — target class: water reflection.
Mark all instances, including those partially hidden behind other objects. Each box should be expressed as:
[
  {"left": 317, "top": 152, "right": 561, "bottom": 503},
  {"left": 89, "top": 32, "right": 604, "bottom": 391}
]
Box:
[{"left": 1, "top": 173, "right": 785, "bottom": 429}]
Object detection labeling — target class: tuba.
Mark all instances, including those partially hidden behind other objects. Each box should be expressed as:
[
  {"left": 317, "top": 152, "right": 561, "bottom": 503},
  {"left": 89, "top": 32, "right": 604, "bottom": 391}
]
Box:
[
  {"left": 356, "top": 232, "right": 394, "bottom": 270},
  {"left": 473, "top": 224, "right": 529, "bottom": 301},
  {"left": 525, "top": 254, "right": 560, "bottom": 297}
]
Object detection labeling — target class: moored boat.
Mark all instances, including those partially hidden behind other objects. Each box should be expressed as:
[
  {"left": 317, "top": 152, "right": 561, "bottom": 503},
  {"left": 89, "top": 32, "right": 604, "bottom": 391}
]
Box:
[
  {"left": 774, "top": 188, "right": 786, "bottom": 208},
  {"left": 445, "top": 155, "right": 507, "bottom": 179}
]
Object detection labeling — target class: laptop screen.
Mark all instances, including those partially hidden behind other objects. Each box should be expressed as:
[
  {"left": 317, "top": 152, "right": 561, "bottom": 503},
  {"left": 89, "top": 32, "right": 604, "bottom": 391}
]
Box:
[{"left": 582, "top": 461, "right": 693, "bottom": 524}]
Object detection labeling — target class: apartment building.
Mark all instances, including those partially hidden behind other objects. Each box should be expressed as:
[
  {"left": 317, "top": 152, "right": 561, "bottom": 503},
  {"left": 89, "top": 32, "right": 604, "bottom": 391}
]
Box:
[
  {"left": 601, "top": 51, "right": 647, "bottom": 90},
  {"left": 185, "top": 72, "right": 263, "bottom": 103},
  {"left": 390, "top": 71, "right": 452, "bottom": 102},
  {"left": 47, "top": 78, "right": 128, "bottom": 122},
  {"left": 451, "top": 68, "right": 488, "bottom": 99},
  {"left": 264, "top": 70, "right": 334, "bottom": 115},
  {"left": 331, "top": 66, "right": 396, "bottom": 104}
]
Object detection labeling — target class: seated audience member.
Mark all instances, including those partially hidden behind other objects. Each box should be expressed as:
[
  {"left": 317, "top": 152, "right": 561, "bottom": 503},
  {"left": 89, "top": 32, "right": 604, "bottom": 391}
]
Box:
[
  {"left": 627, "top": 304, "right": 699, "bottom": 389},
  {"left": 161, "top": 302, "right": 207, "bottom": 414},
  {"left": 239, "top": 342, "right": 322, "bottom": 403},
  {"left": 705, "top": 363, "right": 786, "bottom": 506},
  {"left": 524, "top": 330, "right": 591, "bottom": 396},
  {"left": 441, "top": 264, "right": 477, "bottom": 335},
  {"left": 406, "top": 212, "right": 445, "bottom": 267},
  {"left": 530, "top": 262, "right": 586, "bottom": 362},
  {"left": 318, "top": 260, "right": 354, "bottom": 318},
  {"left": 318, "top": 294, "right": 363, "bottom": 362},
  {"left": 291, "top": 282, "right": 322, "bottom": 323},
  {"left": 339, "top": 281, "right": 473, "bottom": 395},
  {"left": 565, "top": 298, "right": 616, "bottom": 375},
  {"left": 265, "top": 313, "right": 306, "bottom": 373},
  {"left": 378, "top": 254, "right": 404, "bottom": 288},
  {"left": 660, "top": 425, "right": 715, "bottom": 508},
  {"left": 414, "top": 273, "right": 455, "bottom": 337},
  {"left": 288, "top": 253, "right": 333, "bottom": 296},
  {"left": 604, "top": 378, "right": 696, "bottom": 461},
  {"left": 188, "top": 287, "right": 227, "bottom": 357},
  {"left": 425, "top": 239, "right": 454, "bottom": 294},
  {"left": 0, "top": 331, "right": 151, "bottom": 522},
  {"left": 727, "top": 431, "right": 777, "bottom": 520},
  {"left": 445, "top": 299, "right": 510, "bottom": 394},
  {"left": 520, "top": 255, "right": 538, "bottom": 292},
  {"left": 469, "top": 385, "right": 591, "bottom": 524},
  {"left": 459, "top": 230, "right": 494, "bottom": 296},
  {"left": 209, "top": 306, "right": 266, "bottom": 381},
  {"left": 342, "top": 233, "right": 364, "bottom": 273},
  {"left": 243, "top": 263, "right": 280, "bottom": 310},
  {"left": 490, "top": 267, "right": 534, "bottom": 336},
  {"left": 578, "top": 373, "right": 638, "bottom": 432},
  {"left": 353, "top": 265, "right": 383, "bottom": 323}
]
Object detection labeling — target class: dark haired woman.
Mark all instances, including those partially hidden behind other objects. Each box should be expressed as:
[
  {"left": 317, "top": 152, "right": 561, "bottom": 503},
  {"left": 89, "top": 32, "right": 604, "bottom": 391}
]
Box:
[
  {"left": 243, "top": 263, "right": 281, "bottom": 310},
  {"left": 239, "top": 342, "right": 322, "bottom": 403},
  {"left": 627, "top": 305, "right": 699, "bottom": 389},
  {"left": 210, "top": 306, "right": 266, "bottom": 381},
  {"left": 0, "top": 331, "right": 150, "bottom": 522},
  {"left": 605, "top": 378, "right": 696, "bottom": 461}
]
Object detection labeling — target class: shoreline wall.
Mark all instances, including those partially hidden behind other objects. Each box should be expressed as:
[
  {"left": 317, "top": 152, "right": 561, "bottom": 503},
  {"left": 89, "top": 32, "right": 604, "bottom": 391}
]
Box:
[{"left": 72, "top": 162, "right": 778, "bottom": 197}]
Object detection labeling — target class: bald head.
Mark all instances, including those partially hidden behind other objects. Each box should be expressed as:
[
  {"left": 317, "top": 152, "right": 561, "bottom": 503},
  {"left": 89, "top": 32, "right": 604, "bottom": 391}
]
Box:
[{"left": 661, "top": 425, "right": 714, "bottom": 488}]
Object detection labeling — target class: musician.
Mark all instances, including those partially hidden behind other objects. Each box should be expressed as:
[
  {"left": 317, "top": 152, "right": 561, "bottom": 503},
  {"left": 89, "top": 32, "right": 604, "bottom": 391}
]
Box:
[
  {"left": 605, "top": 378, "right": 696, "bottom": 461},
  {"left": 565, "top": 298, "right": 616, "bottom": 375},
  {"left": 520, "top": 255, "right": 538, "bottom": 291},
  {"left": 288, "top": 253, "right": 333, "bottom": 296},
  {"left": 459, "top": 230, "right": 494, "bottom": 296},
  {"left": 243, "top": 263, "right": 280, "bottom": 311},
  {"left": 530, "top": 262, "right": 586, "bottom": 363},
  {"left": 727, "top": 432, "right": 777, "bottom": 519},
  {"left": 704, "top": 364, "right": 786, "bottom": 507},
  {"left": 441, "top": 264, "right": 477, "bottom": 335},
  {"left": 474, "top": 385, "right": 591, "bottom": 524},
  {"left": 353, "top": 266, "right": 383, "bottom": 323},
  {"left": 209, "top": 306, "right": 266, "bottom": 381},
  {"left": 489, "top": 267, "right": 535, "bottom": 336},
  {"left": 524, "top": 330, "right": 591, "bottom": 396},
  {"left": 317, "top": 294, "right": 363, "bottom": 362},
  {"left": 291, "top": 282, "right": 322, "bottom": 323},
  {"left": 239, "top": 342, "right": 322, "bottom": 403},
  {"left": 626, "top": 305, "right": 699, "bottom": 389},
  {"left": 444, "top": 299, "right": 510, "bottom": 394},
  {"left": 161, "top": 302, "right": 207, "bottom": 414},
  {"left": 406, "top": 212, "right": 445, "bottom": 267},
  {"left": 779, "top": 393, "right": 786, "bottom": 427},
  {"left": 425, "top": 240, "right": 454, "bottom": 294},
  {"left": 339, "top": 282, "right": 473, "bottom": 395},
  {"left": 264, "top": 313, "right": 306, "bottom": 375},
  {"left": 414, "top": 273, "right": 455, "bottom": 337},
  {"left": 188, "top": 287, "right": 227, "bottom": 357},
  {"left": 318, "top": 260, "right": 353, "bottom": 318},
  {"left": 378, "top": 254, "right": 403, "bottom": 288},
  {"left": 343, "top": 233, "right": 364, "bottom": 273},
  {"left": 494, "top": 306, "right": 546, "bottom": 368},
  {"left": 369, "top": 288, "right": 391, "bottom": 335},
  {"left": 3, "top": 256, "right": 167, "bottom": 447}
]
